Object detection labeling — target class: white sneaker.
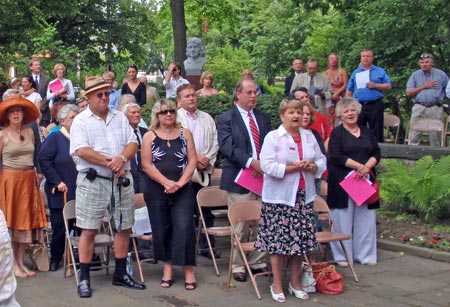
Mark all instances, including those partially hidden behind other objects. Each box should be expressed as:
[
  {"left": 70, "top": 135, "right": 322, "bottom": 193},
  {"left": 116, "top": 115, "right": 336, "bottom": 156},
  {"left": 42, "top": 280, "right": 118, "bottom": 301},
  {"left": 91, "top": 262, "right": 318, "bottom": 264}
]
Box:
[
  {"left": 336, "top": 261, "right": 349, "bottom": 267},
  {"left": 364, "top": 260, "right": 377, "bottom": 266}
]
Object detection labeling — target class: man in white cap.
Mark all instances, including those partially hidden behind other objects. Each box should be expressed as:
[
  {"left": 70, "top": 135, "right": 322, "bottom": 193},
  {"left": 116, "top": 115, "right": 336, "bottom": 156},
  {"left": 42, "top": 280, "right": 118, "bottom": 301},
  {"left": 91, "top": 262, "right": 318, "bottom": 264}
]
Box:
[{"left": 70, "top": 76, "right": 145, "bottom": 298}]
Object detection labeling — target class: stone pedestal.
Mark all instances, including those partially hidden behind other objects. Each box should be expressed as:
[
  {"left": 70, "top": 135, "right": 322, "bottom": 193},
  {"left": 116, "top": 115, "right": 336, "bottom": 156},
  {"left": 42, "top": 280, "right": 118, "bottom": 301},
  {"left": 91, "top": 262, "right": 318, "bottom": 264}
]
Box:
[{"left": 185, "top": 75, "right": 201, "bottom": 91}]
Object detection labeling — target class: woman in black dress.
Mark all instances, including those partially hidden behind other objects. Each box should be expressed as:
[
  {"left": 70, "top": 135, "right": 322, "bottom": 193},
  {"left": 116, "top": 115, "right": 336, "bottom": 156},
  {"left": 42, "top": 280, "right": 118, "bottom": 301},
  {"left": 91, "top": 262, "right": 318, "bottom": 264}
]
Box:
[
  {"left": 141, "top": 99, "right": 198, "bottom": 290},
  {"left": 121, "top": 64, "right": 147, "bottom": 106}
]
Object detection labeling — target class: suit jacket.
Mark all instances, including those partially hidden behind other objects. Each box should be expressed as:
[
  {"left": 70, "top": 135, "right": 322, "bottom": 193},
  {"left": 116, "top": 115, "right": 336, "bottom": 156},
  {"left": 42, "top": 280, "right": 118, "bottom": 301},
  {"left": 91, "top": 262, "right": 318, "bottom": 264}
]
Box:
[
  {"left": 39, "top": 131, "right": 77, "bottom": 209},
  {"left": 37, "top": 74, "right": 51, "bottom": 124},
  {"left": 290, "top": 72, "right": 332, "bottom": 115},
  {"left": 217, "top": 106, "right": 271, "bottom": 194},
  {"left": 177, "top": 108, "right": 219, "bottom": 174},
  {"left": 131, "top": 126, "right": 148, "bottom": 193},
  {"left": 284, "top": 72, "right": 296, "bottom": 96}
]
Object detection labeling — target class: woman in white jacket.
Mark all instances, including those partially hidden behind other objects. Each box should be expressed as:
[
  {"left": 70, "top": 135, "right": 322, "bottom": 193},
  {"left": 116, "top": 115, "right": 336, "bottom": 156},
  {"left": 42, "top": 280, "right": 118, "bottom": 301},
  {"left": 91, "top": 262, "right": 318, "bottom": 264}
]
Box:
[{"left": 254, "top": 99, "right": 326, "bottom": 303}]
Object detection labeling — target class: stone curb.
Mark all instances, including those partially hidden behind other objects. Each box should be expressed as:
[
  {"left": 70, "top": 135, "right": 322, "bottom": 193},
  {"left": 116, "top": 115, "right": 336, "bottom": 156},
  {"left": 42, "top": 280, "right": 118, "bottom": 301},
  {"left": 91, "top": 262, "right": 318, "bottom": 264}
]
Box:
[{"left": 378, "top": 239, "right": 450, "bottom": 263}]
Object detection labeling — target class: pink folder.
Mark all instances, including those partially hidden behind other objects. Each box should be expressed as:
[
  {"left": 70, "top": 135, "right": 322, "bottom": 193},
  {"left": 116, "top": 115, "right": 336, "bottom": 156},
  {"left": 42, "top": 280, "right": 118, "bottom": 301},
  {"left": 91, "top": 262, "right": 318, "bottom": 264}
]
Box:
[
  {"left": 339, "top": 170, "right": 376, "bottom": 206},
  {"left": 234, "top": 167, "right": 263, "bottom": 196},
  {"left": 48, "top": 79, "right": 64, "bottom": 93}
]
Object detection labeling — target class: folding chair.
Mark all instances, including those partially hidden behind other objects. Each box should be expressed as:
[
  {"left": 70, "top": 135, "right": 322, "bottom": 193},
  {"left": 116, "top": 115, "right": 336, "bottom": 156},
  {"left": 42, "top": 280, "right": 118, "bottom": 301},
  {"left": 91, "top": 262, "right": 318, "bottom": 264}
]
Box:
[
  {"left": 39, "top": 178, "right": 52, "bottom": 246},
  {"left": 444, "top": 115, "right": 450, "bottom": 146},
  {"left": 383, "top": 112, "right": 400, "bottom": 144},
  {"left": 407, "top": 118, "right": 445, "bottom": 146},
  {"left": 210, "top": 168, "right": 222, "bottom": 186},
  {"left": 310, "top": 196, "right": 359, "bottom": 282},
  {"left": 130, "top": 193, "right": 154, "bottom": 283},
  {"left": 196, "top": 186, "right": 231, "bottom": 276},
  {"left": 63, "top": 200, "right": 114, "bottom": 285},
  {"left": 227, "top": 200, "right": 271, "bottom": 300}
]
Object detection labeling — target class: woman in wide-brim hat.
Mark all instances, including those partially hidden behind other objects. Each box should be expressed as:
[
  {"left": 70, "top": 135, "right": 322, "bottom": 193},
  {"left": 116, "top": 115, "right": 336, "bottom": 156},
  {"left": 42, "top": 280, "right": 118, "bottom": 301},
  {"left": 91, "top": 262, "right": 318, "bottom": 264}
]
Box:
[{"left": 0, "top": 96, "right": 47, "bottom": 279}]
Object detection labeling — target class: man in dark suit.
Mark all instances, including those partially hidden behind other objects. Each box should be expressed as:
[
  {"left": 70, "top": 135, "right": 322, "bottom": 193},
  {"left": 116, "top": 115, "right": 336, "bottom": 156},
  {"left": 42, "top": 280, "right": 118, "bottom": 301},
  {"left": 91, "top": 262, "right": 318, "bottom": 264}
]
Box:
[
  {"left": 217, "top": 78, "right": 271, "bottom": 282},
  {"left": 121, "top": 102, "right": 152, "bottom": 260},
  {"left": 284, "top": 58, "right": 303, "bottom": 96},
  {"left": 29, "top": 58, "right": 51, "bottom": 126}
]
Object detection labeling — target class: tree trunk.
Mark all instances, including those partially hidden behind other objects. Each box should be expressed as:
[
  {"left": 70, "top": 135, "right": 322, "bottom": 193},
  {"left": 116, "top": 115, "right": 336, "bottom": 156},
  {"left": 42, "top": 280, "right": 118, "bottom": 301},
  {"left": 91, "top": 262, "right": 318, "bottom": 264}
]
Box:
[{"left": 170, "top": 0, "right": 187, "bottom": 75}]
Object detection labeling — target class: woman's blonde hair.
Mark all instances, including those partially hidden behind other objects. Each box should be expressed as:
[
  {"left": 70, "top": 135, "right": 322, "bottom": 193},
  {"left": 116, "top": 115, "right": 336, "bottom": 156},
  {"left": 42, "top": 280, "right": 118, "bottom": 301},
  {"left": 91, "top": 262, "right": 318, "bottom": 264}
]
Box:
[
  {"left": 53, "top": 63, "right": 66, "bottom": 76},
  {"left": 149, "top": 99, "right": 180, "bottom": 130},
  {"left": 200, "top": 71, "right": 214, "bottom": 86},
  {"left": 279, "top": 98, "right": 304, "bottom": 115}
]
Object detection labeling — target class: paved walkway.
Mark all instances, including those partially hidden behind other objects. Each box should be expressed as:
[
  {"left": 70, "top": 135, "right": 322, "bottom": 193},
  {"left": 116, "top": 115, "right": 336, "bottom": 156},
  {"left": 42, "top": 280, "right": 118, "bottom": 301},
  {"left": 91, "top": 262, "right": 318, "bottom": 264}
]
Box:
[{"left": 14, "top": 247, "right": 450, "bottom": 307}]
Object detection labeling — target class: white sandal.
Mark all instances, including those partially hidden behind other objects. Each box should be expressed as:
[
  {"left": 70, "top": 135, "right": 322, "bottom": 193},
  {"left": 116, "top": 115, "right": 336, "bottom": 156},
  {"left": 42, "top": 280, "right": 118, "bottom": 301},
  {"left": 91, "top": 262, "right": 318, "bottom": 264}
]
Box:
[
  {"left": 270, "top": 285, "right": 286, "bottom": 303},
  {"left": 288, "top": 283, "right": 309, "bottom": 300}
]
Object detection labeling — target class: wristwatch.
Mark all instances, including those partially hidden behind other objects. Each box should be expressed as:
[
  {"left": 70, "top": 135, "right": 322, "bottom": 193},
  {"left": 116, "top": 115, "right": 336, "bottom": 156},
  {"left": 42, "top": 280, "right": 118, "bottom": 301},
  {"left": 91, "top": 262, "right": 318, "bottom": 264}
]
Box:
[{"left": 119, "top": 155, "right": 128, "bottom": 163}]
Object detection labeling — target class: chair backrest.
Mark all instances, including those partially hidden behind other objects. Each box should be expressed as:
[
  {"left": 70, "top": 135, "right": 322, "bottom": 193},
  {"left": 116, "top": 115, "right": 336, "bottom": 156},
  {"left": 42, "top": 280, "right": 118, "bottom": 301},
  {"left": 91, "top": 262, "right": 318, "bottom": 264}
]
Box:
[
  {"left": 210, "top": 168, "right": 222, "bottom": 186},
  {"left": 409, "top": 118, "right": 444, "bottom": 132},
  {"left": 313, "top": 195, "right": 342, "bottom": 233},
  {"left": 228, "top": 200, "right": 262, "bottom": 225},
  {"left": 196, "top": 186, "right": 228, "bottom": 208},
  {"left": 383, "top": 113, "right": 400, "bottom": 143},
  {"left": 63, "top": 200, "right": 76, "bottom": 221},
  {"left": 383, "top": 113, "right": 400, "bottom": 128},
  {"left": 135, "top": 193, "right": 146, "bottom": 209}
]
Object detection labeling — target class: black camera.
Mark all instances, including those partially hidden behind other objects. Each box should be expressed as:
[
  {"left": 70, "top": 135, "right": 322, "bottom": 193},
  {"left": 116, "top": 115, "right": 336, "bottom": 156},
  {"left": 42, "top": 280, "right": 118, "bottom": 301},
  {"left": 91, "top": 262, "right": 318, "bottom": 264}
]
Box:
[
  {"left": 117, "top": 176, "right": 130, "bottom": 187},
  {"left": 86, "top": 168, "right": 99, "bottom": 181}
]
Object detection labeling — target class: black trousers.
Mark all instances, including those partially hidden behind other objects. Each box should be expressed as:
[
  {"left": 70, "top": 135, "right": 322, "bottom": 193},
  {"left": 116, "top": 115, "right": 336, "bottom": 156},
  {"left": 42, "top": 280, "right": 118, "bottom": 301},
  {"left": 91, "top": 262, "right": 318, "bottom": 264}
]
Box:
[
  {"left": 358, "top": 99, "right": 384, "bottom": 143},
  {"left": 146, "top": 184, "right": 196, "bottom": 266}
]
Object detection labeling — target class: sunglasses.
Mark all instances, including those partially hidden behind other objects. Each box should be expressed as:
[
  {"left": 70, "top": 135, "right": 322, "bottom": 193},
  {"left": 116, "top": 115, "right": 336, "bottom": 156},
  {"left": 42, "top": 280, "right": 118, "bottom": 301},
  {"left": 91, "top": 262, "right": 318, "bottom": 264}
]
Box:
[
  {"left": 96, "top": 91, "right": 110, "bottom": 98},
  {"left": 420, "top": 53, "right": 433, "bottom": 59},
  {"left": 157, "top": 109, "right": 176, "bottom": 116}
]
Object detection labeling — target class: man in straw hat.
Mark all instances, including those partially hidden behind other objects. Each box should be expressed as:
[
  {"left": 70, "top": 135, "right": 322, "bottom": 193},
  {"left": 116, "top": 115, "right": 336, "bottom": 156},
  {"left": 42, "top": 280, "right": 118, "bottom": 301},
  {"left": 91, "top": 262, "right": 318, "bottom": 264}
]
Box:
[{"left": 70, "top": 76, "right": 145, "bottom": 298}]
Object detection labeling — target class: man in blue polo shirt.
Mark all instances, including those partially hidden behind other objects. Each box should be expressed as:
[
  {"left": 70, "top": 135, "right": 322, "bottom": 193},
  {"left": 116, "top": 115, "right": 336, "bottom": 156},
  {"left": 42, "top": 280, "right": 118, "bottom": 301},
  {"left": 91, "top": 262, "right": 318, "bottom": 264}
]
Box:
[
  {"left": 346, "top": 49, "right": 392, "bottom": 142},
  {"left": 406, "top": 53, "right": 449, "bottom": 146}
]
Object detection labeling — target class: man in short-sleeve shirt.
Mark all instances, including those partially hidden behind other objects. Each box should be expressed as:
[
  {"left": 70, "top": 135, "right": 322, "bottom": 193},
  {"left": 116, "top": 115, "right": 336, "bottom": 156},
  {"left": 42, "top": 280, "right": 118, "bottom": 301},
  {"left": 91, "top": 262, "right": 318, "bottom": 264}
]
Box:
[
  {"left": 346, "top": 49, "right": 392, "bottom": 142},
  {"left": 70, "top": 76, "right": 145, "bottom": 298}
]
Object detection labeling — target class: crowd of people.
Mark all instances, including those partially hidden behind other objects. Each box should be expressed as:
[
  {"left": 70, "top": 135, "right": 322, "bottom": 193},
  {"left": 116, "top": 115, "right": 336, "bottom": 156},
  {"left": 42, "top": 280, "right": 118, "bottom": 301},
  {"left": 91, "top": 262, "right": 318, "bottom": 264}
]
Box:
[{"left": 0, "top": 48, "right": 449, "bottom": 305}]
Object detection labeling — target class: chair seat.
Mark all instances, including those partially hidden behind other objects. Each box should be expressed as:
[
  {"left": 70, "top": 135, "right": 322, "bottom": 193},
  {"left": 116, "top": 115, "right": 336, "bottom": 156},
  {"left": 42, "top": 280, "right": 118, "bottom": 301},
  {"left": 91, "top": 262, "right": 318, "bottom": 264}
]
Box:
[
  {"left": 201, "top": 226, "right": 231, "bottom": 236},
  {"left": 316, "top": 231, "right": 351, "bottom": 243},
  {"left": 211, "top": 209, "right": 228, "bottom": 218},
  {"left": 318, "top": 213, "right": 329, "bottom": 221},
  {"left": 236, "top": 241, "right": 256, "bottom": 253}
]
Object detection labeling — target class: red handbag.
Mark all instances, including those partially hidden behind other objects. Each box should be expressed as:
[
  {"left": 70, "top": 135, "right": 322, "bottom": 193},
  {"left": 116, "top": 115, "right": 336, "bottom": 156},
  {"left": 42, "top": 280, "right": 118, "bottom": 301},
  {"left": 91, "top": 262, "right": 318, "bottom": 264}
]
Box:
[
  {"left": 312, "top": 263, "right": 344, "bottom": 295},
  {"left": 365, "top": 171, "right": 379, "bottom": 205}
]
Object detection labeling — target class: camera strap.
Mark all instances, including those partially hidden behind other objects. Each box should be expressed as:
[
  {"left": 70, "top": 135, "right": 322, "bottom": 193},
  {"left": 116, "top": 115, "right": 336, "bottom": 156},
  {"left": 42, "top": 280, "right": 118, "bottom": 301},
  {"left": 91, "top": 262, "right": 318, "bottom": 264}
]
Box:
[{"left": 109, "top": 175, "right": 123, "bottom": 233}]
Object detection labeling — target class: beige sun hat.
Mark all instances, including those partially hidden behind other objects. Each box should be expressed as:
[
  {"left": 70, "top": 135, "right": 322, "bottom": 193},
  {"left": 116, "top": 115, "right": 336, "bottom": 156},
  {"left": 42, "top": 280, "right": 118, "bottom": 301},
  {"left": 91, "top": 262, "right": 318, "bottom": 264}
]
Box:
[{"left": 84, "top": 76, "right": 111, "bottom": 95}]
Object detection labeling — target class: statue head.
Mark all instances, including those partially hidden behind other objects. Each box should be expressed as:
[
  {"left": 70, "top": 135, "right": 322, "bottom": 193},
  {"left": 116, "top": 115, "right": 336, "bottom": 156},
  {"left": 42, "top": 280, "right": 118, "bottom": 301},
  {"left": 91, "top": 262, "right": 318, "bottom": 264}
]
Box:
[{"left": 186, "top": 37, "right": 205, "bottom": 59}]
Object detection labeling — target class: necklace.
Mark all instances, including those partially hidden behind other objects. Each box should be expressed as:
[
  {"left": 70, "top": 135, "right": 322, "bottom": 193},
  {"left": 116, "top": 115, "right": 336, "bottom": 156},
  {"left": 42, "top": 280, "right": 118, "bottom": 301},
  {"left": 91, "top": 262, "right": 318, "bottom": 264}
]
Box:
[
  {"left": 160, "top": 129, "right": 173, "bottom": 148},
  {"left": 345, "top": 126, "right": 359, "bottom": 134},
  {"left": 9, "top": 127, "right": 24, "bottom": 142}
]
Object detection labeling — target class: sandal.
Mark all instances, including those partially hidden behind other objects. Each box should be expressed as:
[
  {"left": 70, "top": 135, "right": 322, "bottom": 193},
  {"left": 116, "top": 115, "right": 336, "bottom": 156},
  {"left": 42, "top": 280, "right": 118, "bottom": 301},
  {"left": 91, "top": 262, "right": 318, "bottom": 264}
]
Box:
[
  {"left": 288, "top": 283, "right": 309, "bottom": 300},
  {"left": 160, "top": 279, "right": 174, "bottom": 288},
  {"left": 22, "top": 267, "right": 36, "bottom": 277},
  {"left": 185, "top": 282, "right": 197, "bottom": 291},
  {"left": 14, "top": 269, "right": 27, "bottom": 279}
]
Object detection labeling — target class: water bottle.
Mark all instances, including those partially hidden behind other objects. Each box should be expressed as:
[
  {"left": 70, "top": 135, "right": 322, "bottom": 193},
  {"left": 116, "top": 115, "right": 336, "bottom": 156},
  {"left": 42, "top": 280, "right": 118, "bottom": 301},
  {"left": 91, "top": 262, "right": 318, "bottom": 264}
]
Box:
[{"left": 126, "top": 252, "right": 133, "bottom": 277}]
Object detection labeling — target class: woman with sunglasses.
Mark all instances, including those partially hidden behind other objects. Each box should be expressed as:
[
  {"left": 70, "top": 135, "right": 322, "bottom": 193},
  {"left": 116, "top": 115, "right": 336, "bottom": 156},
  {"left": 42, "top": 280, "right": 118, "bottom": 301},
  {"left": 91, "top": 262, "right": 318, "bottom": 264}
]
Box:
[
  {"left": 121, "top": 65, "right": 147, "bottom": 106},
  {"left": 141, "top": 99, "right": 198, "bottom": 291}
]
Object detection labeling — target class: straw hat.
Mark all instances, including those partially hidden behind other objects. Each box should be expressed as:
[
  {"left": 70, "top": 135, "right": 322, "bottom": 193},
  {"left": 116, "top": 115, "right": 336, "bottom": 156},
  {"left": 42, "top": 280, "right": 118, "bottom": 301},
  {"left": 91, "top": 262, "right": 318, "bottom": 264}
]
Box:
[
  {"left": 192, "top": 169, "right": 209, "bottom": 187},
  {"left": 0, "top": 97, "right": 40, "bottom": 126},
  {"left": 84, "top": 76, "right": 111, "bottom": 95}
]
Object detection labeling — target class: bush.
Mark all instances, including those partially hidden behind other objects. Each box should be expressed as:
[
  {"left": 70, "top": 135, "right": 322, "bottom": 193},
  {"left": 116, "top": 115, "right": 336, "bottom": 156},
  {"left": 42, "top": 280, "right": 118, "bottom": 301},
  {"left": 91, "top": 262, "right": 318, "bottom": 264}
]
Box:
[{"left": 379, "top": 155, "right": 450, "bottom": 223}]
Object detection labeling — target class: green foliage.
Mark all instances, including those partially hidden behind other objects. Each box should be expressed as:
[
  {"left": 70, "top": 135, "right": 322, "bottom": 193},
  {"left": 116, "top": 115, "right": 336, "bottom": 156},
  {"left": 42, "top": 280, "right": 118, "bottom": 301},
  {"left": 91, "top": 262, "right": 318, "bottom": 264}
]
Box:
[
  {"left": 197, "top": 93, "right": 284, "bottom": 128},
  {"left": 203, "top": 44, "right": 251, "bottom": 94},
  {"left": 380, "top": 156, "right": 450, "bottom": 223}
]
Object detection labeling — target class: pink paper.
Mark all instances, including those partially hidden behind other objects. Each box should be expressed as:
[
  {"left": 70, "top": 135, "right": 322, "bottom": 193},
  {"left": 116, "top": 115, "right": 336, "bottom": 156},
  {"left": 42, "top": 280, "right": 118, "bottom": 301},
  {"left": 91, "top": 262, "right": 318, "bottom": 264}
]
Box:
[
  {"left": 234, "top": 167, "right": 263, "bottom": 196},
  {"left": 48, "top": 79, "right": 64, "bottom": 93},
  {"left": 339, "top": 170, "right": 376, "bottom": 206}
]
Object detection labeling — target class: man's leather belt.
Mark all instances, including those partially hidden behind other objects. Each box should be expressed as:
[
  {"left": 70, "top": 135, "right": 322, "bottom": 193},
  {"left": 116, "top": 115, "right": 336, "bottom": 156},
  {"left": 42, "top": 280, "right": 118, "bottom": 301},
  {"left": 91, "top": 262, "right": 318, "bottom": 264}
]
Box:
[{"left": 415, "top": 101, "right": 441, "bottom": 107}]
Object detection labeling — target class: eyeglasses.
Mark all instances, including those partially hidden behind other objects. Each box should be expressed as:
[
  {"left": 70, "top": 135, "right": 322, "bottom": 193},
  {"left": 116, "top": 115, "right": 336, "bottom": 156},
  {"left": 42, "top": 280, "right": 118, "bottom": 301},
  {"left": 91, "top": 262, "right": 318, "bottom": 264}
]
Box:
[
  {"left": 157, "top": 109, "right": 176, "bottom": 116},
  {"left": 96, "top": 91, "right": 110, "bottom": 99},
  {"left": 420, "top": 53, "right": 433, "bottom": 59}
]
